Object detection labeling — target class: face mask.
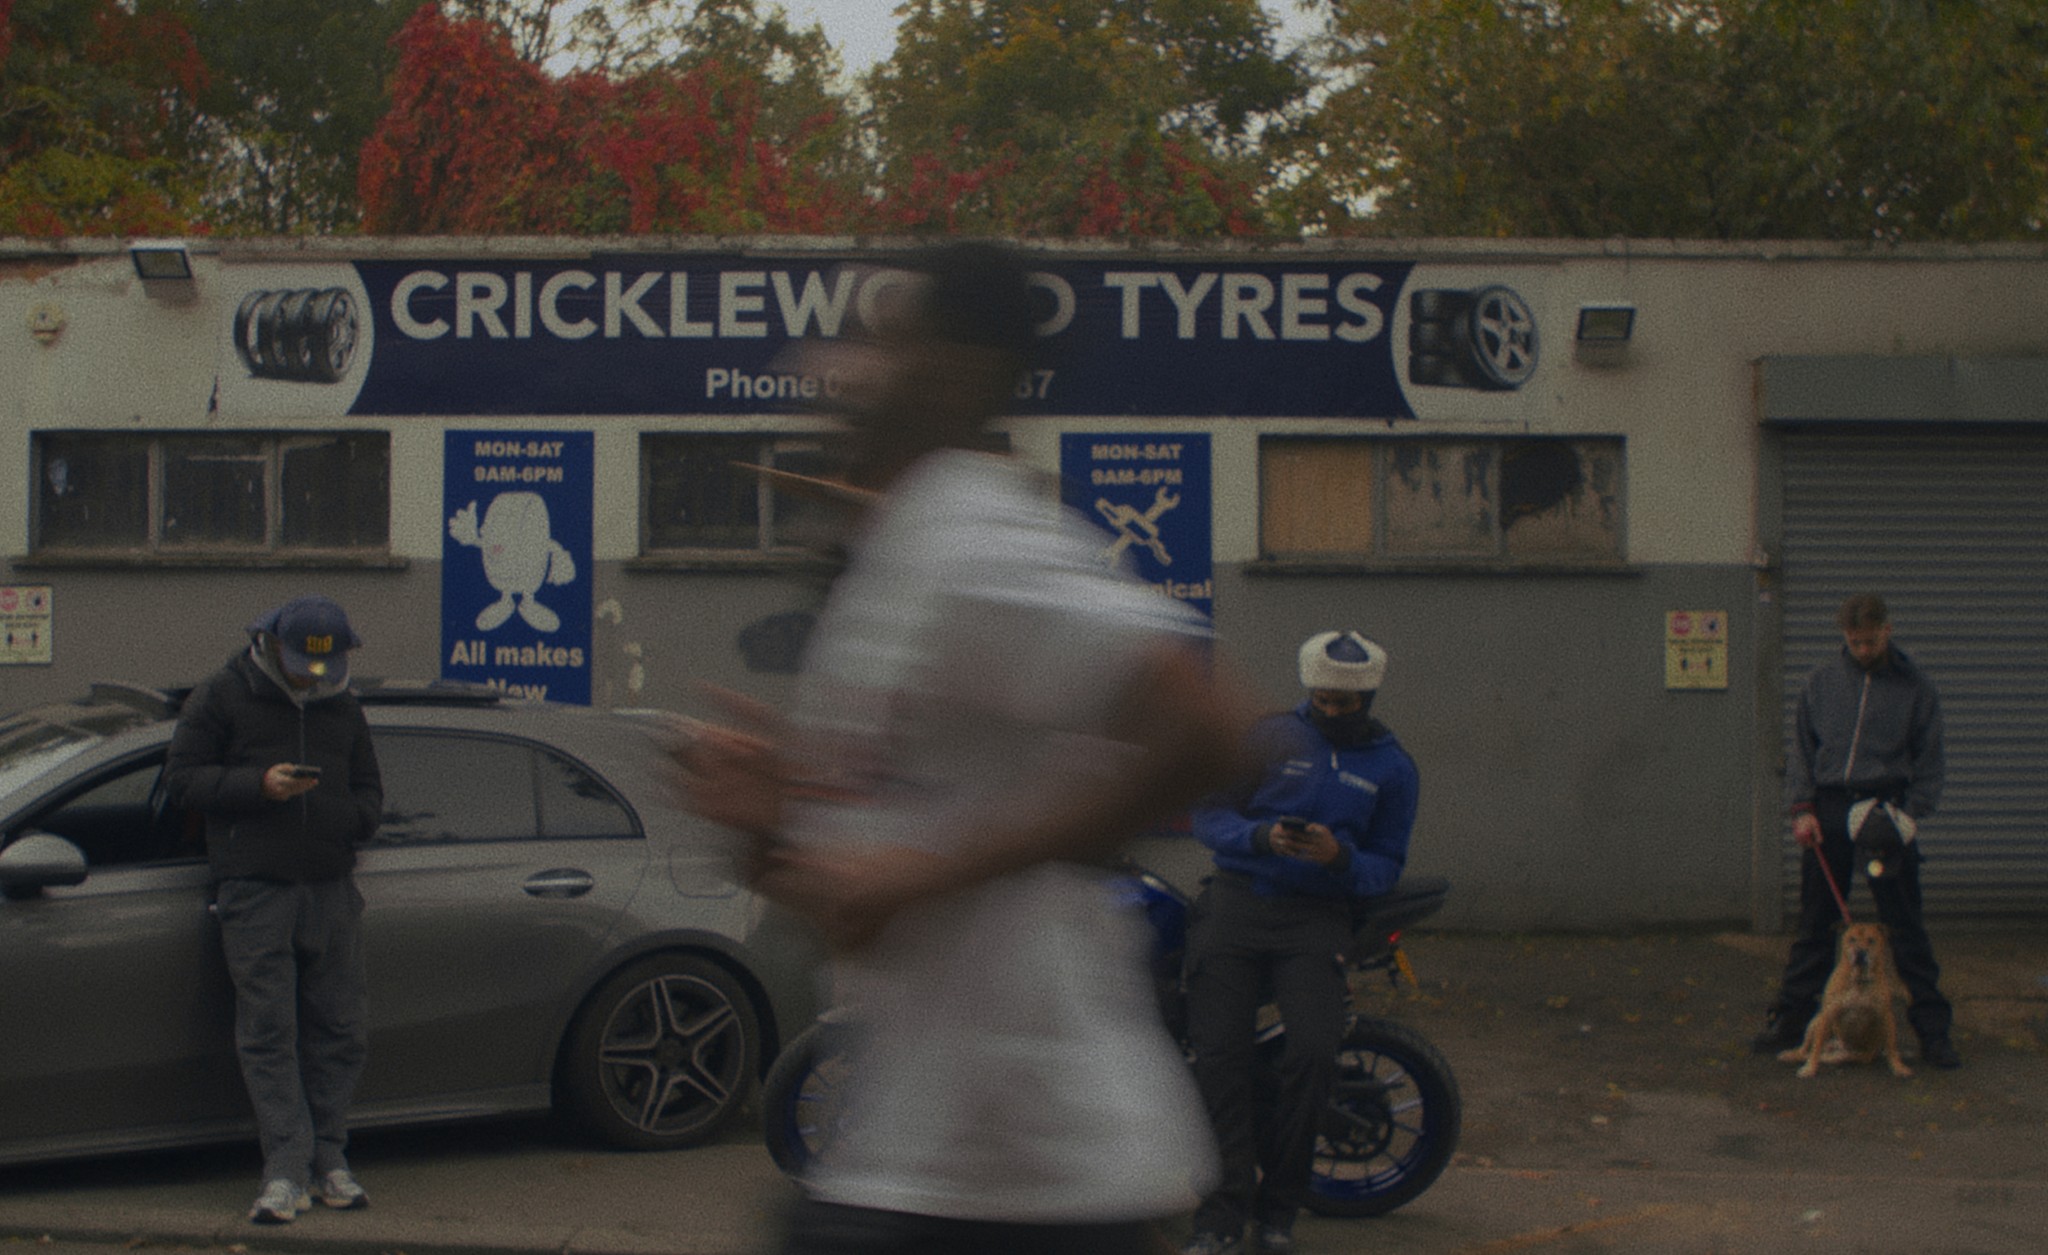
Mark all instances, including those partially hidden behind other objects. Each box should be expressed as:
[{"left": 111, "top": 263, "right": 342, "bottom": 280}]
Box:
[{"left": 1310, "top": 701, "right": 1376, "bottom": 746}]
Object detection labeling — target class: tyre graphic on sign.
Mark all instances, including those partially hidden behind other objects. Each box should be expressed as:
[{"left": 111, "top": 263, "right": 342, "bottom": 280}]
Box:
[
  {"left": 213, "top": 265, "right": 375, "bottom": 420},
  {"left": 233, "top": 287, "right": 360, "bottom": 383},
  {"left": 1407, "top": 285, "right": 1539, "bottom": 391}
]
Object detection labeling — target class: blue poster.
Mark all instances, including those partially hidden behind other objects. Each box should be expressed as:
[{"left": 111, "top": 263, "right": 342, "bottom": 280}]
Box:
[
  {"left": 1061, "top": 433, "right": 1212, "bottom": 621},
  {"left": 441, "top": 431, "right": 593, "bottom": 704}
]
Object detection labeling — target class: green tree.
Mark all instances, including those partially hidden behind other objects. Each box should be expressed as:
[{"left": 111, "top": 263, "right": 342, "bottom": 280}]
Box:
[
  {"left": 1294, "top": 0, "right": 2048, "bottom": 240},
  {"left": 166, "top": 0, "right": 415, "bottom": 233},
  {"left": 0, "top": 0, "right": 211, "bottom": 235},
  {"left": 866, "top": 0, "right": 1306, "bottom": 235}
]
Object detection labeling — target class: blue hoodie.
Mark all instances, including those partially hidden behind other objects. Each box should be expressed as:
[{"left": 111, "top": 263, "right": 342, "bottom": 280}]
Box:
[{"left": 1192, "top": 701, "right": 1419, "bottom": 900}]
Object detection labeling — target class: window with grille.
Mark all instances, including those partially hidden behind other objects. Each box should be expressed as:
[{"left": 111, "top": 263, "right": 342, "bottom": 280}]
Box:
[
  {"left": 640, "top": 432, "right": 852, "bottom": 554},
  {"left": 33, "top": 431, "right": 390, "bottom": 558}
]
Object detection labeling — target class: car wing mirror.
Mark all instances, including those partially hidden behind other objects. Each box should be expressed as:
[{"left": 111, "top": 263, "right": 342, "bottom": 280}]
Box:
[{"left": 0, "top": 832, "right": 90, "bottom": 899}]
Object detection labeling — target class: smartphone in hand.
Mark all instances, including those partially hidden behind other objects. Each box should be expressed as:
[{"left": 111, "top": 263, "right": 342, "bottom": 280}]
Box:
[{"left": 285, "top": 764, "right": 323, "bottom": 780}]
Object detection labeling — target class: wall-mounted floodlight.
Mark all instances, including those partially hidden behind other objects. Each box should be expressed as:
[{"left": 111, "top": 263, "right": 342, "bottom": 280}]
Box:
[
  {"left": 129, "top": 240, "right": 195, "bottom": 283},
  {"left": 1573, "top": 304, "right": 1635, "bottom": 366}
]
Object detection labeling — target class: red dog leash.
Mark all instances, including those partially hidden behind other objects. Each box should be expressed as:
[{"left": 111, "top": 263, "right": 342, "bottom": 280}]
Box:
[{"left": 1809, "top": 836, "right": 1854, "bottom": 924}]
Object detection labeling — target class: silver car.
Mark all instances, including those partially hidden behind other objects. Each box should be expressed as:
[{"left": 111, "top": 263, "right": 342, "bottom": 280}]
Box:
[{"left": 0, "top": 680, "right": 820, "bottom": 1166}]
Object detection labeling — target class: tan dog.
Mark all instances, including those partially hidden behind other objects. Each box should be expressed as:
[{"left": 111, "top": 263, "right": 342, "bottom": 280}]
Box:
[{"left": 1780, "top": 922, "right": 1912, "bottom": 1078}]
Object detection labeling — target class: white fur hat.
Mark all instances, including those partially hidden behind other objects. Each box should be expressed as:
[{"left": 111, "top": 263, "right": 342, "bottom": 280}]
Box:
[{"left": 1299, "top": 631, "right": 1387, "bottom": 691}]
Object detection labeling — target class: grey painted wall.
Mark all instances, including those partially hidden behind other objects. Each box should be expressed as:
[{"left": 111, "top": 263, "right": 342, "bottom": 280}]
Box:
[
  {"left": 1185, "top": 564, "right": 1762, "bottom": 931},
  {"left": 4, "top": 557, "right": 1761, "bottom": 931}
]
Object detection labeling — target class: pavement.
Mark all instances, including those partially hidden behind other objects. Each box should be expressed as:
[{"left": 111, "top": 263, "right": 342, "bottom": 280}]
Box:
[{"left": 2, "top": 925, "right": 2045, "bottom": 1255}]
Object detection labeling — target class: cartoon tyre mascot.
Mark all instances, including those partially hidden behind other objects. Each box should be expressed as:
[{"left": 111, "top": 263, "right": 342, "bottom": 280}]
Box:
[{"left": 448, "top": 493, "right": 577, "bottom": 632}]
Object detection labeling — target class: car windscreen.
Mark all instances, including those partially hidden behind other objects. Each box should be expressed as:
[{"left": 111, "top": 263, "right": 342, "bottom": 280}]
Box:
[{"left": 0, "top": 706, "right": 153, "bottom": 809}]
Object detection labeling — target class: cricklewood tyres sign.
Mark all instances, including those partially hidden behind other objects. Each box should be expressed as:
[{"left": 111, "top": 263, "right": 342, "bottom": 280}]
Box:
[{"left": 210, "top": 254, "right": 1549, "bottom": 421}]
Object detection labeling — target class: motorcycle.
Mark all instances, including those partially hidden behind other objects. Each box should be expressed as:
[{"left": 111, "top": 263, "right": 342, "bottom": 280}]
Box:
[{"left": 760, "top": 861, "right": 1461, "bottom": 1218}]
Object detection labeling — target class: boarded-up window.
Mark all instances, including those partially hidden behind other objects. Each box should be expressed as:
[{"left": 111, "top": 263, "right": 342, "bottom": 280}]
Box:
[
  {"left": 1501, "top": 440, "right": 1622, "bottom": 558},
  {"left": 1260, "top": 440, "right": 1374, "bottom": 556},
  {"left": 1261, "top": 437, "right": 1623, "bottom": 564},
  {"left": 1384, "top": 442, "right": 1495, "bottom": 556}
]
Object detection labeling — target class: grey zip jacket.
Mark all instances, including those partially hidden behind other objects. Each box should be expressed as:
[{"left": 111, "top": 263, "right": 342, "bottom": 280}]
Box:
[{"left": 1788, "top": 644, "right": 1945, "bottom": 819}]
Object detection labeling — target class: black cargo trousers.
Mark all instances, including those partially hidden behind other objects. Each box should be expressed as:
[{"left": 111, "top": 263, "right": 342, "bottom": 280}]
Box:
[
  {"left": 1183, "top": 872, "right": 1352, "bottom": 1237},
  {"left": 1773, "top": 787, "right": 1952, "bottom": 1043}
]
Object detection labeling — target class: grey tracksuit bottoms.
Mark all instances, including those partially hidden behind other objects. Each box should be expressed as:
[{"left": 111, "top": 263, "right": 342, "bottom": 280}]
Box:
[{"left": 214, "top": 876, "right": 367, "bottom": 1187}]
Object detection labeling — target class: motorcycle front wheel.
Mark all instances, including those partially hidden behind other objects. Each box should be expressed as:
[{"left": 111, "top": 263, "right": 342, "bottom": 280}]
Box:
[
  {"left": 762, "top": 1020, "right": 851, "bottom": 1176},
  {"left": 1307, "top": 1015, "right": 1462, "bottom": 1217}
]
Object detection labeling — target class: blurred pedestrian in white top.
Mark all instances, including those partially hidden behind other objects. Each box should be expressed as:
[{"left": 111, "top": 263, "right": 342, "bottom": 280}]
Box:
[{"left": 681, "top": 242, "right": 1253, "bottom": 1255}]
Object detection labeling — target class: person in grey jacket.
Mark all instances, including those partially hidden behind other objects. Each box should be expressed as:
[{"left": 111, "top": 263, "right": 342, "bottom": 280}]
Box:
[
  {"left": 165, "top": 595, "right": 383, "bottom": 1222},
  {"left": 1752, "top": 593, "right": 1958, "bottom": 1068}
]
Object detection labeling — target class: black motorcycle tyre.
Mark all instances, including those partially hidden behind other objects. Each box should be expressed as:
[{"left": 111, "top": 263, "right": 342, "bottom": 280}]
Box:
[
  {"left": 764, "top": 1013, "right": 1460, "bottom": 1219},
  {"left": 762, "top": 1020, "right": 846, "bottom": 1177},
  {"left": 1301, "top": 1015, "right": 1461, "bottom": 1217}
]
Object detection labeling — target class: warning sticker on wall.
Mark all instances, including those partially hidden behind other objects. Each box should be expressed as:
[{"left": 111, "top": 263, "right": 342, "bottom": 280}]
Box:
[
  {"left": 0, "top": 586, "right": 52, "bottom": 666},
  {"left": 1665, "top": 609, "right": 1728, "bottom": 690}
]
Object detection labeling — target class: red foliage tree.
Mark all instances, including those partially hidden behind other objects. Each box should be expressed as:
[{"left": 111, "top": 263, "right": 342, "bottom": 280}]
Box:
[{"left": 359, "top": 5, "right": 863, "bottom": 234}]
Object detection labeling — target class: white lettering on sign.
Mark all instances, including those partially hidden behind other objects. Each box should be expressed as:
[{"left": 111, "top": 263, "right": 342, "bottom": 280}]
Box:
[
  {"left": 1103, "top": 270, "right": 1386, "bottom": 342},
  {"left": 472, "top": 440, "right": 565, "bottom": 458},
  {"left": 493, "top": 643, "right": 586, "bottom": 668},
  {"left": 1091, "top": 467, "right": 1184, "bottom": 486},
  {"left": 540, "top": 270, "right": 598, "bottom": 339},
  {"left": 392, "top": 271, "right": 449, "bottom": 338},
  {"left": 607, "top": 271, "right": 664, "bottom": 337},
  {"left": 1090, "top": 443, "right": 1184, "bottom": 461},
  {"left": 447, "top": 640, "right": 584, "bottom": 670},
  {"left": 475, "top": 464, "right": 567, "bottom": 483},
  {"left": 458, "top": 272, "right": 509, "bottom": 339},
  {"left": 705, "top": 369, "right": 831, "bottom": 401},
  {"left": 389, "top": 267, "right": 1391, "bottom": 345}
]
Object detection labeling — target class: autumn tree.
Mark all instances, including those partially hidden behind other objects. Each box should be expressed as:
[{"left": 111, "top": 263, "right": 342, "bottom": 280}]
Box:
[
  {"left": 0, "top": 0, "right": 211, "bottom": 236},
  {"left": 358, "top": 3, "right": 863, "bottom": 233},
  {"left": 865, "top": 0, "right": 1306, "bottom": 236},
  {"left": 1294, "top": 0, "right": 2048, "bottom": 240}
]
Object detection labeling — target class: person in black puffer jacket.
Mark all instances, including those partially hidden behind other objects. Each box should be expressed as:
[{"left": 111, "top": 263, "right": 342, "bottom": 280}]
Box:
[{"left": 165, "top": 595, "right": 382, "bottom": 1225}]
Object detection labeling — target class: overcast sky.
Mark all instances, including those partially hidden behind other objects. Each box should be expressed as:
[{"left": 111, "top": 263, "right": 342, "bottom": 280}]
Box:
[{"left": 781, "top": 1, "right": 1320, "bottom": 75}]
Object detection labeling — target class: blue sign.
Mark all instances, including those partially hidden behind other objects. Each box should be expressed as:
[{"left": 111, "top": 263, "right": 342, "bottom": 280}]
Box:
[
  {"left": 441, "top": 431, "right": 593, "bottom": 704},
  {"left": 348, "top": 258, "right": 1416, "bottom": 419},
  {"left": 1061, "top": 433, "right": 1212, "bottom": 620}
]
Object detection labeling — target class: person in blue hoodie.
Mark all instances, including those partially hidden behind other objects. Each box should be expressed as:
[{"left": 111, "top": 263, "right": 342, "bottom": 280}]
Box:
[{"left": 1180, "top": 631, "right": 1420, "bottom": 1255}]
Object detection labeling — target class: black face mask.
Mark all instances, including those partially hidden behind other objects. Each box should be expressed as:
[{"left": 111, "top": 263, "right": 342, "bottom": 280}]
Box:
[{"left": 1309, "top": 697, "right": 1376, "bottom": 747}]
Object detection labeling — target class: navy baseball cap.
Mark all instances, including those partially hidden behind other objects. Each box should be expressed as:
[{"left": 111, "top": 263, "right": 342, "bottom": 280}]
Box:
[{"left": 249, "top": 595, "right": 361, "bottom": 683}]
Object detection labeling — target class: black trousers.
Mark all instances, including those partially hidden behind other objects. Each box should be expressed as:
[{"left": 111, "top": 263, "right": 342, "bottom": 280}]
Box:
[
  {"left": 776, "top": 1197, "right": 1166, "bottom": 1255},
  {"left": 1771, "top": 789, "right": 1952, "bottom": 1041},
  {"left": 1183, "top": 874, "right": 1352, "bottom": 1236}
]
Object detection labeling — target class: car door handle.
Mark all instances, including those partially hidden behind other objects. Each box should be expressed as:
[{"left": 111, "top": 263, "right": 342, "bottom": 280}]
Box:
[{"left": 523, "top": 869, "right": 595, "bottom": 898}]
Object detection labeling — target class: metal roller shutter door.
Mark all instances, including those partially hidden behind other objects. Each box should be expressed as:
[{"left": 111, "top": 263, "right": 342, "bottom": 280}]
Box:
[{"left": 1779, "top": 429, "right": 2048, "bottom": 919}]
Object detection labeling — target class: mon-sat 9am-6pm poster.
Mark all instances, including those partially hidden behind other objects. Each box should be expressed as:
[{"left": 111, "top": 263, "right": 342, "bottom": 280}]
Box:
[
  {"left": 1062, "top": 433, "right": 1212, "bottom": 622},
  {"left": 441, "top": 431, "right": 593, "bottom": 704}
]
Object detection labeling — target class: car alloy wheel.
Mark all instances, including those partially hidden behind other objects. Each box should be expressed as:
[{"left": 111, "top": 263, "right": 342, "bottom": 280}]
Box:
[{"left": 560, "top": 953, "right": 760, "bottom": 1150}]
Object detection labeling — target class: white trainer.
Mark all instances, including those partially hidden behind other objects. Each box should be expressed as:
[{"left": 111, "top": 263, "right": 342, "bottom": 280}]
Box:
[
  {"left": 248, "top": 1178, "right": 310, "bottom": 1224},
  {"left": 311, "top": 1167, "right": 369, "bottom": 1209}
]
